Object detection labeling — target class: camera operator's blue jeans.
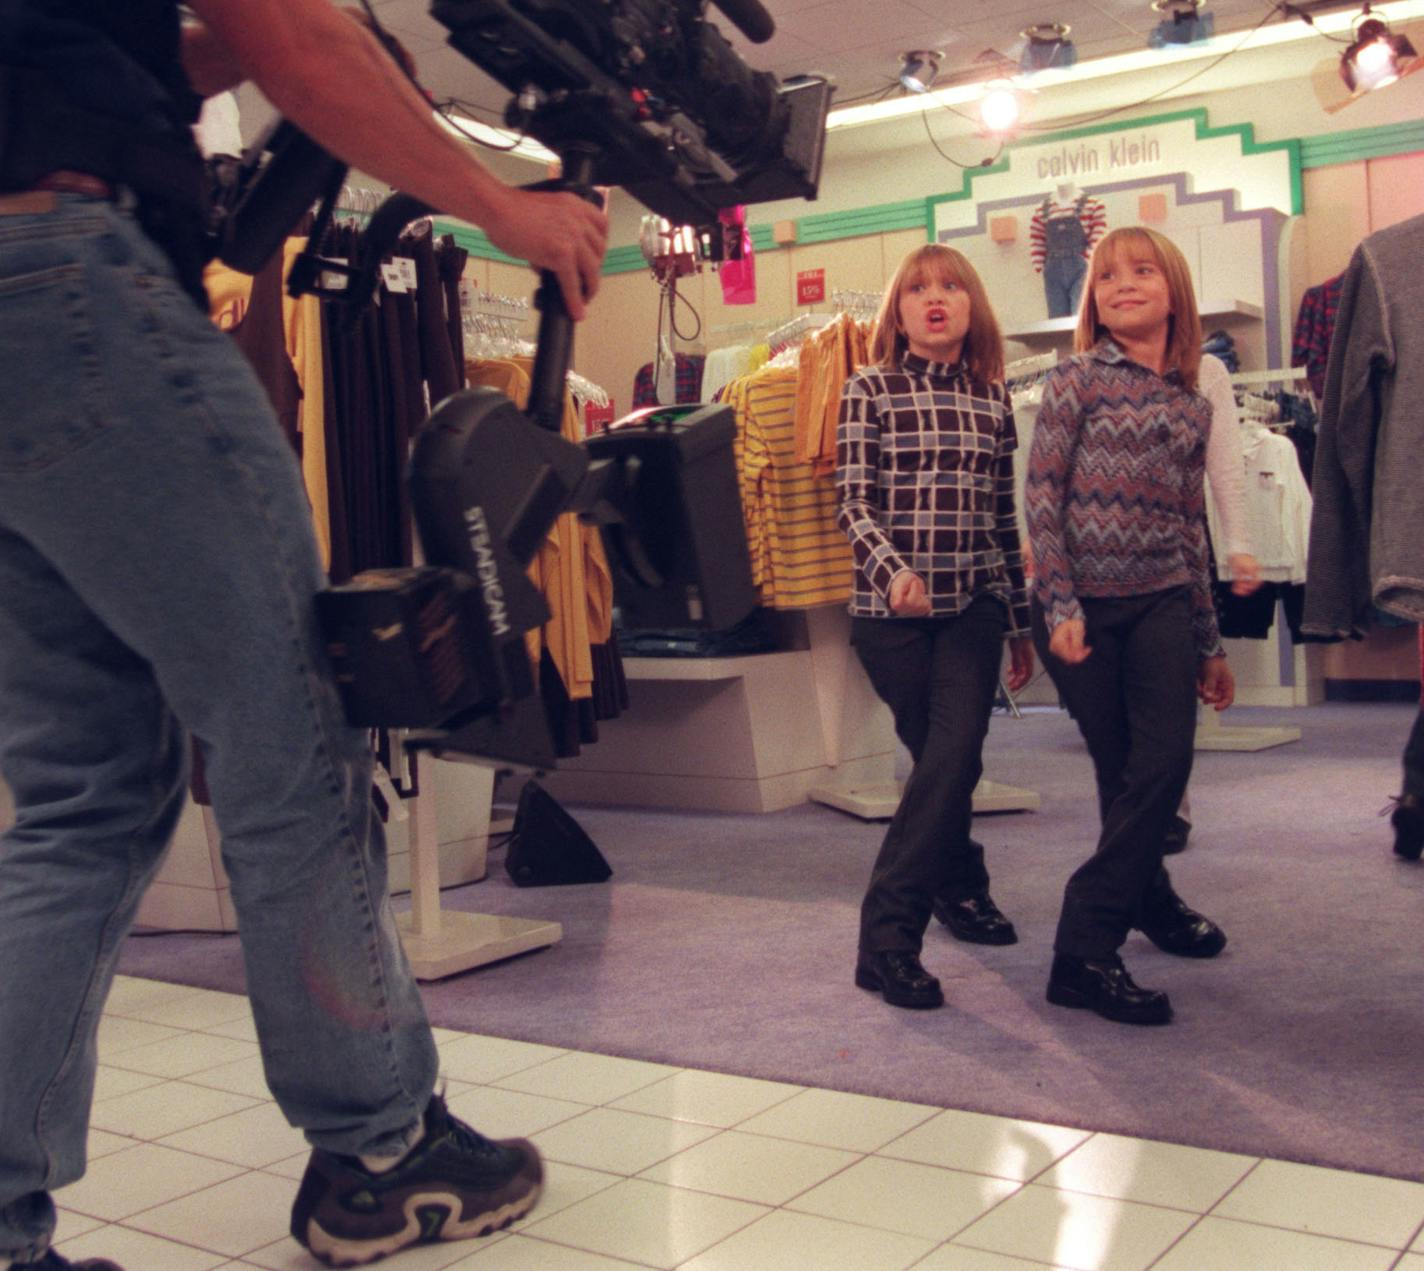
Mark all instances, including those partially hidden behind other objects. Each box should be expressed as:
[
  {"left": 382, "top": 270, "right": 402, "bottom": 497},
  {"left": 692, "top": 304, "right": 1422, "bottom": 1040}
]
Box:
[{"left": 0, "top": 195, "right": 437, "bottom": 1262}]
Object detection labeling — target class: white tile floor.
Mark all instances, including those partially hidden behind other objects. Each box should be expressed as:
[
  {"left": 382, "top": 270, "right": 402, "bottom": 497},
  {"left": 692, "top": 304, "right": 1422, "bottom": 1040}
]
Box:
[{"left": 42, "top": 975, "right": 1424, "bottom": 1270}]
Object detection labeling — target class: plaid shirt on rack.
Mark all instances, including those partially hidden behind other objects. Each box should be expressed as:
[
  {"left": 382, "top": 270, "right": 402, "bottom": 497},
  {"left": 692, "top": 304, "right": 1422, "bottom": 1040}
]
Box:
[
  {"left": 632, "top": 353, "right": 705, "bottom": 407},
  {"left": 835, "top": 353, "right": 1031, "bottom": 634},
  {"left": 1290, "top": 274, "right": 1343, "bottom": 399}
]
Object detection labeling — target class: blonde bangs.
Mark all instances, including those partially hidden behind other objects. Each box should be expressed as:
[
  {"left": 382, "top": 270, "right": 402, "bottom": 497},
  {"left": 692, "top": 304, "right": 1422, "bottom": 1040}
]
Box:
[
  {"left": 873, "top": 243, "right": 1005, "bottom": 385},
  {"left": 1074, "top": 226, "right": 1203, "bottom": 390}
]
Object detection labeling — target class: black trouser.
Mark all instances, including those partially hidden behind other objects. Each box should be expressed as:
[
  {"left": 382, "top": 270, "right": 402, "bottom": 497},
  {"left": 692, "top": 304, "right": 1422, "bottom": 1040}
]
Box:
[
  {"left": 1402, "top": 708, "right": 1424, "bottom": 800},
  {"left": 1032, "top": 588, "right": 1197, "bottom": 959},
  {"left": 853, "top": 596, "right": 1007, "bottom": 954}
]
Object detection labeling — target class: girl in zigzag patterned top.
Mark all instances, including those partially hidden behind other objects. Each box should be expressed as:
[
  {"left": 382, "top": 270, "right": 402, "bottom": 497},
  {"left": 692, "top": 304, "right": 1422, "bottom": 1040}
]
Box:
[
  {"left": 1026, "top": 226, "right": 1235, "bottom": 1028},
  {"left": 837, "top": 244, "right": 1035, "bottom": 1012}
]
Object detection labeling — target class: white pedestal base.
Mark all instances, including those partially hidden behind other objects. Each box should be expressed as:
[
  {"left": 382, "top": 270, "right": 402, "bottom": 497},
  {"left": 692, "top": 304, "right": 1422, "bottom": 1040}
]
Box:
[
  {"left": 395, "top": 910, "right": 562, "bottom": 982},
  {"left": 808, "top": 777, "right": 1041, "bottom": 821},
  {"left": 1194, "top": 709, "right": 1301, "bottom": 752}
]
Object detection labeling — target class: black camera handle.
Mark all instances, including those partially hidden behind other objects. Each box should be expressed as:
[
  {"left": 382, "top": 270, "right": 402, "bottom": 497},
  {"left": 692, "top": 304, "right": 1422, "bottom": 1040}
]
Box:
[
  {"left": 290, "top": 144, "right": 598, "bottom": 439},
  {"left": 521, "top": 146, "right": 599, "bottom": 436}
]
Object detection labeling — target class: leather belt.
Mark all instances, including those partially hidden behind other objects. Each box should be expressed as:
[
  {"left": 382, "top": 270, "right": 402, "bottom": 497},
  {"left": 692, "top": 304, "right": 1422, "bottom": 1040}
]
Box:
[{"left": 31, "top": 170, "right": 115, "bottom": 199}]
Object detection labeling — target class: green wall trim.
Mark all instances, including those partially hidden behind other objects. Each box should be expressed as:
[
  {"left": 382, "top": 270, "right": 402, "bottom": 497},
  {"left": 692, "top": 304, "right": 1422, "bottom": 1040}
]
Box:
[
  {"left": 925, "top": 107, "right": 1303, "bottom": 219},
  {"left": 603, "top": 244, "right": 649, "bottom": 276},
  {"left": 791, "top": 199, "right": 931, "bottom": 243},
  {"left": 1299, "top": 117, "right": 1424, "bottom": 168},
  {"left": 431, "top": 219, "right": 523, "bottom": 266}
]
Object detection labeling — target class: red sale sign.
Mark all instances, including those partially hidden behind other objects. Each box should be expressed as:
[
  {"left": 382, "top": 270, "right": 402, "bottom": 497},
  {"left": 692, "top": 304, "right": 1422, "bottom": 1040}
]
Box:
[
  {"left": 584, "top": 400, "right": 615, "bottom": 436},
  {"left": 796, "top": 268, "right": 825, "bottom": 306}
]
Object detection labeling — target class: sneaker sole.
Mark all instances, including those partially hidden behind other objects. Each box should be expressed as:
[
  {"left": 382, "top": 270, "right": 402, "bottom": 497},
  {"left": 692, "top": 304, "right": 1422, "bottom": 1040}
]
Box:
[{"left": 300, "top": 1184, "right": 542, "bottom": 1268}]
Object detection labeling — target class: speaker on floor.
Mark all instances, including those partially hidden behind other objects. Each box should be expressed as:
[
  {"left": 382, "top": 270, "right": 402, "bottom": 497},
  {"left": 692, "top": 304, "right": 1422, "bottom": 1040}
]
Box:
[{"left": 504, "top": 779, "right": 612, "bottom": 886}]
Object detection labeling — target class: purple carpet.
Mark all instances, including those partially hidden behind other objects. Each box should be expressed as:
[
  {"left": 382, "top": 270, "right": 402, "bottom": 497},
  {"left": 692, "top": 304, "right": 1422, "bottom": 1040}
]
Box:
[{"left": 119, "top": 701, "right": 1424, "bottom": 1181}]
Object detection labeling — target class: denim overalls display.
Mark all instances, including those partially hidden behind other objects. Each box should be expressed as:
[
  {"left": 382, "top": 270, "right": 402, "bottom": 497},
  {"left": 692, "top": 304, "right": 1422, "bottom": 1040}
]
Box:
[{"left": 1041, "top": 195, "right": 1092, "bottom": 318}]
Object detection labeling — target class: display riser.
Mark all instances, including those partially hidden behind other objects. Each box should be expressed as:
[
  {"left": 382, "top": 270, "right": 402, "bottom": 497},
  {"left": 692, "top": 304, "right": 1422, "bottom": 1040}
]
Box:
[{"left": 540, "top": 608, "right": 900, "bottom": 814}]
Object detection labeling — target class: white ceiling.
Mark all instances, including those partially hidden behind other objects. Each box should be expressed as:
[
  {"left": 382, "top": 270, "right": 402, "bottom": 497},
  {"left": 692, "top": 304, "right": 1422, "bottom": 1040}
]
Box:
[{"left": 366, "top": 0, "right": 1332, "bottom": 119}]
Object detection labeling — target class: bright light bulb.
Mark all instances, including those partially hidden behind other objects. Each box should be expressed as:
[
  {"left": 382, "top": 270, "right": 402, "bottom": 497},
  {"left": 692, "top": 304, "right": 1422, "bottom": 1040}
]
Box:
[
  {"left": 979, "top": 86, "right": 1021, "bottom": 133},
  {"left": 1354, "top": 34, "right": 1401, "bottom": 85}
]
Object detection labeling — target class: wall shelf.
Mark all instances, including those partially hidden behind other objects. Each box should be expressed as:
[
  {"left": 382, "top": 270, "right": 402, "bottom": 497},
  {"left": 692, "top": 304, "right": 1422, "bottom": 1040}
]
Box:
[{"left": 1005, "top": 297, "right": 1263, "bottom": 341}]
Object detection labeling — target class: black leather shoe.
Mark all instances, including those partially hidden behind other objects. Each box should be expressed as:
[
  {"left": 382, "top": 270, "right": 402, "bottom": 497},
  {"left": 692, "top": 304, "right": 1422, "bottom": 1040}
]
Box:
[
  {"left": 1138, "top": 893, "right": 1226, "bottom": 958},
  {"left": 1161, "top": 814, "right": 1191, "bottom": 855},
  {"left": 20, "top": 1252, "right": 126, "bottom": 1270},
  {"left": 1046, "top": 953, "right": 1172, "bottom": 1025},
  {"left": 854, "top": 950, "right": 944, "bottom": 1009},
  {"left": 931, "top": 892, "right": 1018, "bottom": 945},
  {"left": 1392, "top": 795, "right": 1424, "bottom": 861}
]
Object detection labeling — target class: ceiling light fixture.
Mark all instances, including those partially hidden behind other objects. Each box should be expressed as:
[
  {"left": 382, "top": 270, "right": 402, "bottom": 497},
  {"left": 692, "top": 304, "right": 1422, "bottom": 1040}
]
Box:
[
  {"left": 1149, "top": 0, "right": 1215, "bottom": 46},
  {"left": 1340, "top": 5, "right": 1418, "bottom": 89},
  {"left": 978, "top": 82, "right": 1023, "bottom": 133},
  {"left": 1020, "top": 22, "right": 1077, "bottom": 72},
  {"left": 899, "top": 49, "right": 943, "bottom": 93}
]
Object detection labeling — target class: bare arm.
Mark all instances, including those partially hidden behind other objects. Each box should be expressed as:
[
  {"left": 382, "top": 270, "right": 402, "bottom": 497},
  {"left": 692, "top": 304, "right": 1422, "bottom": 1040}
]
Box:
[
  {"left": 185, "top": 0, "right": 607, "bottom": 318},
  {"left": 181, "top": 23, "right": 245, "bottom": 97}
]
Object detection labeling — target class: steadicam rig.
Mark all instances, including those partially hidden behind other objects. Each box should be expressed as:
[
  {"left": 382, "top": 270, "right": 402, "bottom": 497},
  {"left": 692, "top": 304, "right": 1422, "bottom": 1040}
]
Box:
[{"left": 278, "top": 1, "right": 833, "bottom": 767}]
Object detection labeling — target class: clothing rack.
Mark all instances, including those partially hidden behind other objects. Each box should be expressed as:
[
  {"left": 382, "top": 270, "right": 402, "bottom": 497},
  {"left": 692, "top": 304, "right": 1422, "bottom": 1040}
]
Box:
[
  {"left": 1228, "top": 367, "right": 1312, "bottom": 387},
  {"left": 332, "top": 185, "right": 390, "bottom": 217},
  {"left": 831, "top": 288, "right": 881, "bottom": 319},
  {"left": 462, "top": 291, "right": 608, "bottom": 409},
  {"left": 709, "top": 318, "right": 765, "bottom": 340},
  {"left": 767, "top": 311, "right": 835, "bottom": 352},
  {"left": 1006, "top": 350, "right": 1059, "bottom": 380}
]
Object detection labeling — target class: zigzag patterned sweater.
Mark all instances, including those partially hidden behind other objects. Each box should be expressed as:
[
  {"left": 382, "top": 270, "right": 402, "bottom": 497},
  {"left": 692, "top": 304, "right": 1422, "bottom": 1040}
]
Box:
[{"left": 1026, "top": 341, "right": 1223, "bottom": 658}]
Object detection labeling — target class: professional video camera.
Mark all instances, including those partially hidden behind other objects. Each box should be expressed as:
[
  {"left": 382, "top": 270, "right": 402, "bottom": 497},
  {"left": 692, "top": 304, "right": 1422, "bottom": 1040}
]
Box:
[
  {"left": 429, "top": 0, "right": 830, "bottom": 225},
  {"left": 223, "top": 1, "right": 832, "bottom": 771}
]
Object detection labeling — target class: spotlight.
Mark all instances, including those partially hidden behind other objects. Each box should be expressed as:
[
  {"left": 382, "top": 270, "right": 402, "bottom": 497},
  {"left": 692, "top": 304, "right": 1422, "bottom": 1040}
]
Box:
[
  {"left": 1020, "top": 22, "right": 1076, "bottom": 72},
  {"left": 1149, "top": 0, "right": 1214, "bottom": 47},
  {"left": 979, "top": 82, "right": 1022, "bottom": 134},
  {"left": 899, "top": 49, "right": 943, "bottom": 93},
  {"left": 1340, "top": 8, "right": 1417, "bottom": 91}
]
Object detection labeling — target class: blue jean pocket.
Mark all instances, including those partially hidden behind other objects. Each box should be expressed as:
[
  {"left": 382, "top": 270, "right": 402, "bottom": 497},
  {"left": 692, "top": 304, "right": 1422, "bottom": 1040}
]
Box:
[{"left": 0, "top": 262, "right": 108, "bottom": 473}]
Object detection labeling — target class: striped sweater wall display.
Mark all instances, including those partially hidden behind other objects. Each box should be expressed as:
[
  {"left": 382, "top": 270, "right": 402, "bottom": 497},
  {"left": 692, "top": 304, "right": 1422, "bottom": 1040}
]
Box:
[
  {"left": 1029, "top": 195, "right": 1108, "bottom": 271},
  {"left": 1025, "top": 340, "right": 1223, "bottom": 659}
]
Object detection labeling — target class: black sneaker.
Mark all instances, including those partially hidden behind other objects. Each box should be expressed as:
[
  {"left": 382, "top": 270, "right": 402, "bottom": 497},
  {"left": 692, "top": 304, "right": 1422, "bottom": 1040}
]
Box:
[
  {"left": 289, "top": 1094, "right": 543, "bottom": 1267},
  {"left": 13, "top": 1254, "right": 124, "bottom": 1270}
]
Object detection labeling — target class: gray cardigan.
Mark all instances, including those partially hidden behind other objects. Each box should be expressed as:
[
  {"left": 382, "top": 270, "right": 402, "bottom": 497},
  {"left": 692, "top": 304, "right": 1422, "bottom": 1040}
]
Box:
[{"left": 1302, "top": 212, "right": 1424, "bottom": 639}]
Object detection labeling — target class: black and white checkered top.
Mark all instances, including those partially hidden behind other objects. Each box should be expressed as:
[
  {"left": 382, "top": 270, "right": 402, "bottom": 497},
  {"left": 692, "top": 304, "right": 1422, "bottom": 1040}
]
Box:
[{"left": 835, "top": 352, "right": 1031, "bottom": 634}]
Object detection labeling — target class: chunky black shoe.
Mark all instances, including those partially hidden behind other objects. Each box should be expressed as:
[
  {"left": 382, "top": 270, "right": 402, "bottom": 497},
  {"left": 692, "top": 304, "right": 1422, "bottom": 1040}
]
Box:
[
  {"left": 13, "top": 1254, "right": 125, "bottom": 1270},
  {"left": 1161, "top": 814, "right": 1191, "bottom": 855},
  {"left": 289, "top": 1094, "right": 542, "bottom": 1267},
  {"left": 1046, "top": 953, "right": 1173, "bottom": 1025},
  {"left": 854, "top": 950, "right": 944, "bottom": 1009},
  {"left": 1391, "top": 795, "right": 1424, "bottom": 861},
  {"left": 931, "top": 892, "right": 1018, "bottom": 945},
  {"left": 1138, "top": 893, "right": 1227, "bottom": 958}
]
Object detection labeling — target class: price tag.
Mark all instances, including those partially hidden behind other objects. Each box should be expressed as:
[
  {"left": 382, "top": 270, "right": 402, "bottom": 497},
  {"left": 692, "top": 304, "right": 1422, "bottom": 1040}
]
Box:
[
  {"left": 395, "top": 257, "right": 418, "bottom": 290},
  {"left": 380, "top": 262, "right": 408, "bottom": 293},
  {"left": 320, "top": 256, "right": 349, "bottom": 291}
]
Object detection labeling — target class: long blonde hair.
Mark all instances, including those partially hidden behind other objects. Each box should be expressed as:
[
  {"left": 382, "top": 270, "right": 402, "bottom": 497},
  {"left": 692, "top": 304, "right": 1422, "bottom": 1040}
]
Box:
[
  {"left": 1074, "top": 226, "right": 1202, "bottom": 392},
  {"left": 870, "top": 243, "right": 1005, "bottom": 385}
]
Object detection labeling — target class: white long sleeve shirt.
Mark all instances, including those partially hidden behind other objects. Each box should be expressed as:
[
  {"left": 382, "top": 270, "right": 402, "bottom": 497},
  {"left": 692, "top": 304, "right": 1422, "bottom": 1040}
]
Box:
[{"left": 1198, "top": 353, "right": 1249, "bottom": 561}]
